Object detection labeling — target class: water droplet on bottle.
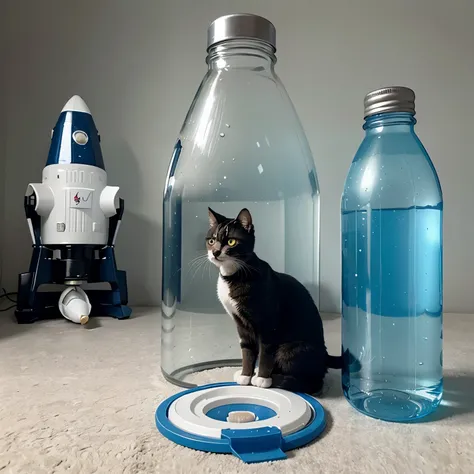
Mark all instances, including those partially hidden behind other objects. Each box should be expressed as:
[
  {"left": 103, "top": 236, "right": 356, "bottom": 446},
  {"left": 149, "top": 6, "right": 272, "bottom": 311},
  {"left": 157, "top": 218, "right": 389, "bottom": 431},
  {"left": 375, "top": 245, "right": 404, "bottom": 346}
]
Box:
[
  {"left": 208, "top": 183, "right": 211, "bottom": 186},
  {"left": 224, "top": 176, "right": 227, "bottom": 179},
  {"left": 220, "top": 132, "right": 225, "bottom": 137},
  {"left": 423, "top": 337, "right": 428, "bottom": 341},
  {"left": 355, "top": 273, "right": 358, "bottom": 277},
  {"left": 392, "top": 322, "right": 396, "bottom": 326},
  {"left": 232, "top": 157, "right": 235, "bottom": 161},
  {"left": 419, "top": 362, "right": 424, "bottom": 366},
  {"left": 225, "top": 123, "right": 230, "bottom": 128},
  {"left": 358, "top": 249, "right": 362, "bottom": 252}
]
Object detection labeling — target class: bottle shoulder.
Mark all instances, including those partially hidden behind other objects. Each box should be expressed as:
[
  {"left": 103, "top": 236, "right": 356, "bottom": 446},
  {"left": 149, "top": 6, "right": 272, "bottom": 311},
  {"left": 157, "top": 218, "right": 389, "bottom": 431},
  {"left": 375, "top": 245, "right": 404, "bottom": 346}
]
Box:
[
  {"left": 342, "top": 132, "right": 442, "bottom": 211},
  {"left": 164, "top": 70, "right": 319, "bottom": 202}
]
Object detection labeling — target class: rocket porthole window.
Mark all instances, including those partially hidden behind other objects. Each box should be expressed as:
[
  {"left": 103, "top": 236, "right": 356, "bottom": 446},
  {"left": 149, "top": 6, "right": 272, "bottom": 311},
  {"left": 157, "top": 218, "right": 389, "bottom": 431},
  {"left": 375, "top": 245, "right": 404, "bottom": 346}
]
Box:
[{"left": 73, "top": 130, "right": 88, "bottom": 145}]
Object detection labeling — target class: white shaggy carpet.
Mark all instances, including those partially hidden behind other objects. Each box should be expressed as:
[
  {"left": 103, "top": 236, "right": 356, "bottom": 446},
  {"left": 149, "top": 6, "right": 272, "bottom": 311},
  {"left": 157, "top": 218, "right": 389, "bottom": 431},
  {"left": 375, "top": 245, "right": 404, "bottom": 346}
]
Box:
[{"left": 0, "top": 308, "right": 473, "bottom": 473}]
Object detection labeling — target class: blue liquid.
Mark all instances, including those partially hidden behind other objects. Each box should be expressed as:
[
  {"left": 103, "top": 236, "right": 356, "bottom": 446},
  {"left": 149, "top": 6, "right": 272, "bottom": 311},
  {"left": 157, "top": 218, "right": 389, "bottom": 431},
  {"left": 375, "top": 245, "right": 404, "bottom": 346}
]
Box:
[{"left": 341, "top": 206, "right": 443, "bottom": 422}]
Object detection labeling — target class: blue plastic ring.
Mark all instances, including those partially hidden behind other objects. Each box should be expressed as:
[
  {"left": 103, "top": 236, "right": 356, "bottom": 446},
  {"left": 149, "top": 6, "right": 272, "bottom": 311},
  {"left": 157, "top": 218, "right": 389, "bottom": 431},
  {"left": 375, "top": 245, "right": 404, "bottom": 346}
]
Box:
[{"left": 155, "top": 382, "right": 326, "bottom": 456}]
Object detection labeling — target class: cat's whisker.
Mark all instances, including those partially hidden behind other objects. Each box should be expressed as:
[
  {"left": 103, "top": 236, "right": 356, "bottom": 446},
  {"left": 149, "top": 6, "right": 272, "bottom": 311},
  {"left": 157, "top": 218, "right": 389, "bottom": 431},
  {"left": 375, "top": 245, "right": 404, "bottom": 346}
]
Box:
[
  {"left": 188, "top": 254, "right": 208, "bottom": 268},
  {"left": 172, "top": 254, "right": 208, "bottom": 279},
  {"left": 189, "top": 253, "right": 208, "bottom": 264},
  {"left": 236, "top": 260, "right": 251, "bottom": 278},
  {"left": 186, "top": 254, "right": 208, "bottom": 277},
  {"left": 190, "top": 257, "right": 209, "bottom": 282},
  {"left": 235, "top": 258, "right": 257, "bottom": 277}
]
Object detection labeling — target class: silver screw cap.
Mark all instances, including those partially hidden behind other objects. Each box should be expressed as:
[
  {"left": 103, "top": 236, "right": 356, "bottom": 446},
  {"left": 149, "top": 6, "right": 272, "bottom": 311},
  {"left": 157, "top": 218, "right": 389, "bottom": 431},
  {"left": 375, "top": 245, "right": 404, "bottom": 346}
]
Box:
[
  {"left": 364, "top": 86, "right": 416, "bottom": 118},
  {"left": 207, "top": 13, "right": 276, "bottom": 51}
]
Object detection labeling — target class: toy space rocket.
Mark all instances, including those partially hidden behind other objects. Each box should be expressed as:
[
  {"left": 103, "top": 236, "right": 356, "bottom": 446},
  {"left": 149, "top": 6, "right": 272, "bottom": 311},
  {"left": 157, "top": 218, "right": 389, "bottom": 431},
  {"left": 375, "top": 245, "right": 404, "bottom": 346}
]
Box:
[{"left": 15, "top": 95, "right": 132, "bottom": 324}]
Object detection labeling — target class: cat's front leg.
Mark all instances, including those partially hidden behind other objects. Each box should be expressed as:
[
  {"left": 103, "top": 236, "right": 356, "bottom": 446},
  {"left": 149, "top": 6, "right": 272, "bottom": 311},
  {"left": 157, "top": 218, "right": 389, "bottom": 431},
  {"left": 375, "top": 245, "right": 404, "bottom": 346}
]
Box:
[
  {"left": 233, "top": 319, "right": 258, "bottom": 385},
  {"left": 252, "top": 342, "right": 274, "bottom": 388}
]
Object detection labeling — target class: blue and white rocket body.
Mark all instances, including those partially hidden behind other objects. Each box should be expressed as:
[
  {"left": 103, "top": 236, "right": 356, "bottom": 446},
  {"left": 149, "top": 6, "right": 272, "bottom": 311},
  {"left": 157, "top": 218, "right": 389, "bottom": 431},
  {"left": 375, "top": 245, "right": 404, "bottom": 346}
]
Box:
[
  {"left": 16, "top": 96, "right": 131, "bottom": 325},
  {"left": 28, "top": 95, "right": 119, "bottom": 247}
]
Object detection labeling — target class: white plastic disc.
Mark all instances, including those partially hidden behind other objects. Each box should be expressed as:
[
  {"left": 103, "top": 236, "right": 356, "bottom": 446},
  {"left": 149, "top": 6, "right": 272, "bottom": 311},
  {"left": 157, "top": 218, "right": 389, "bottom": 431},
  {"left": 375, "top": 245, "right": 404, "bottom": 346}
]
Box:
[{"left": 167, "top": 384, "right": 312, "bottom": 439}]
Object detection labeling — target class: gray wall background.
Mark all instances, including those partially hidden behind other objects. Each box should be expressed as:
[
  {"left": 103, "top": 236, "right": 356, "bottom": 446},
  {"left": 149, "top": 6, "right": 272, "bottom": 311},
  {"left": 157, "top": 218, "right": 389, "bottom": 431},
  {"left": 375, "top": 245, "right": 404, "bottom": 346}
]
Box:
[{"left": 1, "top": 0, "right": 473, "bottom": 313}]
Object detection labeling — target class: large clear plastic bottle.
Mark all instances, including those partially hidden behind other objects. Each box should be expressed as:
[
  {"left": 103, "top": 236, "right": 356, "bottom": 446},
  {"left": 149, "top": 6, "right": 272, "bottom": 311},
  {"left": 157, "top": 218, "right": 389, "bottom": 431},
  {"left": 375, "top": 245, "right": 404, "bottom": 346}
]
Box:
[
  {"left": 341, "top": 86, "right": 443, "bottom": 422},
  {"left": 161, "top": 14, "right": 320, "bottom": 386}
]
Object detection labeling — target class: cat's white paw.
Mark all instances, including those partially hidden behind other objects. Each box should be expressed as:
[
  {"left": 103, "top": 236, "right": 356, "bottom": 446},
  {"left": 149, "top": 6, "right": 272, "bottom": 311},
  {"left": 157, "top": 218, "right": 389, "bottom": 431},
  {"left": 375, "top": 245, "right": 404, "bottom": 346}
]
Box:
[
  {"left": 234, "top": 369, "right": 251, "bottom": 385},
  {"left": 251, "top": 375, "right": 272, "bottom": 388}
]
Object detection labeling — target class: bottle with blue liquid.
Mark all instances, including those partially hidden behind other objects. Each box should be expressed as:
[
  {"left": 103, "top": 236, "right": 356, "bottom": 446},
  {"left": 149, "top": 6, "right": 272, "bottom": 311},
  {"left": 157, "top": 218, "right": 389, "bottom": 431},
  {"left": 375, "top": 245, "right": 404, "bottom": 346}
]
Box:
[{"left": 341, "top": 86, "right": 443, "bottom": 422}]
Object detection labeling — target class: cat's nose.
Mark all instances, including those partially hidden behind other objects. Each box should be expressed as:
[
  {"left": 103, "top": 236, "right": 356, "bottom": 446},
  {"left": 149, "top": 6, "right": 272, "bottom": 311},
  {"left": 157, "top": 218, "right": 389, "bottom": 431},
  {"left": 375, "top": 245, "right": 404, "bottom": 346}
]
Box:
[{"left": 213, "top": 250, "right": 221, "bottom": 258}]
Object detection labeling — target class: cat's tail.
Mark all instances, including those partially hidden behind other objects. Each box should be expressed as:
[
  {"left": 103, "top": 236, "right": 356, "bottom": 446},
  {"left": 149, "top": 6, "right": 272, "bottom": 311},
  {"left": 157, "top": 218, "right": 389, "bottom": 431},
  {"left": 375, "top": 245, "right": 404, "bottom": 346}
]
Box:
[
  {"left": 326, "top": 349, "right": 362, "bottom": 371},
  {"left": 325, "top": 353, "right": 343, "bottom": 369},
  {"left": 271, "top": 374, "right": 323, "bottom": 395}
]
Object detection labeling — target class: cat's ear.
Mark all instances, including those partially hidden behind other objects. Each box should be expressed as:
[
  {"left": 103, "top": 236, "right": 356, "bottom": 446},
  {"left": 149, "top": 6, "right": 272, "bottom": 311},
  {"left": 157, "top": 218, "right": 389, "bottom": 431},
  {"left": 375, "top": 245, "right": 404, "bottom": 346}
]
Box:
[
  {"left": 237, "top": 208, "right": 253, "bottom": 231},
  {"left": 208, "top": 207, "right": 226, "bottom": 227}
]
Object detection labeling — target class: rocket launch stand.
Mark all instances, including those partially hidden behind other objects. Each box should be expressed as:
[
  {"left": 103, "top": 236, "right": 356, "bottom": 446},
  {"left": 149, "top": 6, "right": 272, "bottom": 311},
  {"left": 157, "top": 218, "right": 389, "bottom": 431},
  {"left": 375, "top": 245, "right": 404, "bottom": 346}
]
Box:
[{"left": 15, "top": 195, "right": 132, "bottom": 324}]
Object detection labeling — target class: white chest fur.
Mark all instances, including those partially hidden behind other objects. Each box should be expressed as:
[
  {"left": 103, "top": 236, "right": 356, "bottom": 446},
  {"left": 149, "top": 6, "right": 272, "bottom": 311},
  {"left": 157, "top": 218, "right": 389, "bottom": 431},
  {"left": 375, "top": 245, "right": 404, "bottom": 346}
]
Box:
[{"left": 217, "top": 275, "right": 238, "bottom": 318}]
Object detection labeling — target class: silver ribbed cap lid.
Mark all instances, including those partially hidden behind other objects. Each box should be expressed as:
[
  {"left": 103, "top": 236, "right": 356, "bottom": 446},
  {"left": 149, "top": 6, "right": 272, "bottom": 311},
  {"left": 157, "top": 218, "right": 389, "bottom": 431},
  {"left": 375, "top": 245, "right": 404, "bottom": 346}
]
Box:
[
  {"left": 207, "top": 13, "right": 276, "bottom": 51},
  {"left": 364, "top": 86, "right": 416, "bottom": 118}
]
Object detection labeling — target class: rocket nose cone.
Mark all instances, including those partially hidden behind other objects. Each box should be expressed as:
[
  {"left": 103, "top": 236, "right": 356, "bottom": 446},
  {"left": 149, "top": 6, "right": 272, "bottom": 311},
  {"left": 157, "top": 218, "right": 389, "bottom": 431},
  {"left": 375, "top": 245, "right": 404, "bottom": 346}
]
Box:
[{"left": 61, "top": 95, "right": 91, "bottom": 114}]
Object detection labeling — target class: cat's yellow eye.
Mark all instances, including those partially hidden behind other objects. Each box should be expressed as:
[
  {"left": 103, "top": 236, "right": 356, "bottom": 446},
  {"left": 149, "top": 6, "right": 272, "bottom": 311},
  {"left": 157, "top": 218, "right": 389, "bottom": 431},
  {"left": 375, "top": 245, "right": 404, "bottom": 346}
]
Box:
[
  {"left": 208, "top": 238, "right": 215, "bottom": 245},
  {"left": 227, "top": 239, "right": 237, "bottom": 247}
]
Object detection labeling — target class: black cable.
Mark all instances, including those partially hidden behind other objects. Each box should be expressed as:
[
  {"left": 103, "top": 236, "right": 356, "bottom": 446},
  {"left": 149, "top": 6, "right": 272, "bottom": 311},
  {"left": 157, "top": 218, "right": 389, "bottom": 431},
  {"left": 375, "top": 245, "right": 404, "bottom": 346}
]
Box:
[
  {"left": 0, "top": 288, "right": 18, "bottom": 311},
  {"left": 1, "top": 288, "right": 17, "bottom": 303}
]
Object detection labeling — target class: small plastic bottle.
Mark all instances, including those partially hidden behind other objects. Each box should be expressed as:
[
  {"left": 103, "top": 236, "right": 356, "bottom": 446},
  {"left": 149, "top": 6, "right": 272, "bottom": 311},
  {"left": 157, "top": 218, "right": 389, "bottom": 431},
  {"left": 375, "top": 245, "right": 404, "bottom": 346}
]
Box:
[{"left": 341, "top": 86, "right": 443, "bottom": 422}]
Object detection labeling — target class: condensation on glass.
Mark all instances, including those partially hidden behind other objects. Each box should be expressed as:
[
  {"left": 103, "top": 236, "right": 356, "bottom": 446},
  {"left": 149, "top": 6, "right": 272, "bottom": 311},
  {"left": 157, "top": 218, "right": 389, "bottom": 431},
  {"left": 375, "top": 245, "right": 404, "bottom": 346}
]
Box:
[{"left": 161, "top": 14, "right": 320, "bottom": 387}]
